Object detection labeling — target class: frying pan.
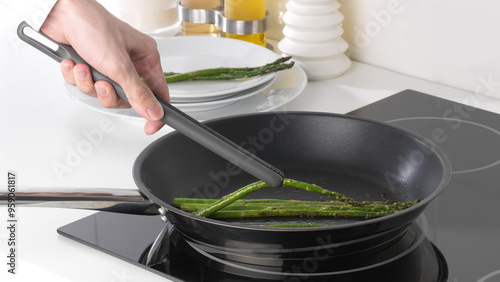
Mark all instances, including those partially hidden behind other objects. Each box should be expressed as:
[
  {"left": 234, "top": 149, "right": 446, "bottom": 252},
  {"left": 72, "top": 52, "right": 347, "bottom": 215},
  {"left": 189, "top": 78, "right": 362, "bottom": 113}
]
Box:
[
  {"left": 9, "top": 22, "right": 451, "bottom": 259},
  {"left": 3, "top": 112, "right": 451, "bottom": 259},
  {"left": 133, "top": 112, "right": 451, "bottom": 257}
]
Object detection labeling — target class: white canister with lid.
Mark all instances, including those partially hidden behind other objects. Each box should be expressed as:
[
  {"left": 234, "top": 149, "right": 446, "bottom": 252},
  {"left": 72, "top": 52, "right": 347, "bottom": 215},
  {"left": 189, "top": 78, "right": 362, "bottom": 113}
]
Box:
[{"left": 97, "top": 0, "right": 179, "bottom": 34}]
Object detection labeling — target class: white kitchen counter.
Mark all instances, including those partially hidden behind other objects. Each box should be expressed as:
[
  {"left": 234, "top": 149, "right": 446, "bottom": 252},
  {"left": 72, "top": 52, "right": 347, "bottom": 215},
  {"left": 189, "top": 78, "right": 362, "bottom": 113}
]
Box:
[{"left": 1, "top": 19, "right": 500, "bottom": 282}]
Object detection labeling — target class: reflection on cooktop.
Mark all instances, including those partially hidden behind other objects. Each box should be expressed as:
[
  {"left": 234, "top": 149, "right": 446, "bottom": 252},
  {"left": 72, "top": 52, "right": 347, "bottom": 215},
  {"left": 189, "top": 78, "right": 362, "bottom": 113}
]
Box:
[{"left": 58, "top": 212, "right": 447, "bottom": 282}]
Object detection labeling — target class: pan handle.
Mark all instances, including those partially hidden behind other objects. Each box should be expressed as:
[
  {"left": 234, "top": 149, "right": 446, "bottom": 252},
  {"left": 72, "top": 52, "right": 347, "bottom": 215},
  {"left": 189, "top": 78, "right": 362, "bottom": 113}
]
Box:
[{"left": 0, "top": 186, "right": 158, "bottom": 215}]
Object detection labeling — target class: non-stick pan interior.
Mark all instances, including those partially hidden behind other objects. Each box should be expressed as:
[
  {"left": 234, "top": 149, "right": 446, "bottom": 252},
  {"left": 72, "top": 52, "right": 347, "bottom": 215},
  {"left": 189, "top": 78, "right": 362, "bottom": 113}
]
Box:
[{"left": 135, "top": 113, "right": 449, "bottom": 227}]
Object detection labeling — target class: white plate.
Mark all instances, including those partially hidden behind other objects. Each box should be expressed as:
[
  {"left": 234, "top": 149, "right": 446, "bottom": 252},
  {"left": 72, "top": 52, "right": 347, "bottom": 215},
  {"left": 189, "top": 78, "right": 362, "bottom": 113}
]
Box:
[
  {"left": 174, "top": 75, "right": 276, "bottom": 112},
  {"left": 62, "top": 63, "right": 307, "bottom": 121},
  {"left": 188, "top": 64, "right": 307, "bottom": 121},
  {"left": 160, "top": 37, "right": 279, "bottom": 103}
]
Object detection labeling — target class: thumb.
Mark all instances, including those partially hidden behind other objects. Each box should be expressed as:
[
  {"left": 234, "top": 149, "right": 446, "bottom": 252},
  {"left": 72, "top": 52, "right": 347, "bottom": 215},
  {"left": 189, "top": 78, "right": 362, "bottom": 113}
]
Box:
[
  {"left": 123, "top": 75, "right": 165, "bottom": 122},
  {"left": 139, "top": 59, "right": 171, "bottom": 106}
]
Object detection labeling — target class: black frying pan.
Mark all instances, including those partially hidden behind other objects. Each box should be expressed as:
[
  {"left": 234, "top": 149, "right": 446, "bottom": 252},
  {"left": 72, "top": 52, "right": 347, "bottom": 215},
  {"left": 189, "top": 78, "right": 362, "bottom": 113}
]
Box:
[
  {"left": 2, "top": 112, "right": 451, "bottom": 260},
  {"left": 133, "top": 112, "right": 452, "bottom": 257}
]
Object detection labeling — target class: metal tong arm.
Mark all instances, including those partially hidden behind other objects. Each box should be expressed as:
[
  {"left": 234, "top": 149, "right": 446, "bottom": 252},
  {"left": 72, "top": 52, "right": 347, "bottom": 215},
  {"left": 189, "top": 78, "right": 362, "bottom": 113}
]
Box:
[{"left": 17, "top": 21, "right": 284, "bottom": 188}]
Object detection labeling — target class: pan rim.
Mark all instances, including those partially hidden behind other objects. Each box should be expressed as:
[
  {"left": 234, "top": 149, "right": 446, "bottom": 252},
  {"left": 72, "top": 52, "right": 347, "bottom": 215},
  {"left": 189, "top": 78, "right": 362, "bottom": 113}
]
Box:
[{"left": 133, "top": 111, "right": 452, "bottom": 232}]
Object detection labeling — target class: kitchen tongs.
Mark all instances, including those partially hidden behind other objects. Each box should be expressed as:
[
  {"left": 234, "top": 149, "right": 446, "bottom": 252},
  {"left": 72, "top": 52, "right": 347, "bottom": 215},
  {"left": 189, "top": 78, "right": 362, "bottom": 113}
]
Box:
[{"left": 17, "top": 21, "right": 284, "bottom": 188}]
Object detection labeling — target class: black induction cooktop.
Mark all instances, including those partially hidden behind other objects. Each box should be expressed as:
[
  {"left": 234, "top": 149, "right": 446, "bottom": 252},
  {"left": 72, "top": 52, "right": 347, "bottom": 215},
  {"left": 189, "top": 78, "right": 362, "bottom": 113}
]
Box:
[{"left": 58, "top": 90, "right": 500, "bottom": 281}]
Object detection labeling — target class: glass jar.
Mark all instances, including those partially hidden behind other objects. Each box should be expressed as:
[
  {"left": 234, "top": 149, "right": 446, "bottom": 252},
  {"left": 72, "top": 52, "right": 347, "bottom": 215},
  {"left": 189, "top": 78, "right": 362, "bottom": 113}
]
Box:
[
  {"left": 181, "top": 0, "right": 221, "bottom": 37},
  {"left": 223, "top": 0, "right": 267, "bottom": 46}
]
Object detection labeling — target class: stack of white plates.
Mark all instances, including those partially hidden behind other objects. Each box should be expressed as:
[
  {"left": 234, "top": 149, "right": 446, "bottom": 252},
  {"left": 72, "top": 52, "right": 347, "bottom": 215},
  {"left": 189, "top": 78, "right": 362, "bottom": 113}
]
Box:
[{"left": 63, "top": 37, "right": 307, "bottom": 121}]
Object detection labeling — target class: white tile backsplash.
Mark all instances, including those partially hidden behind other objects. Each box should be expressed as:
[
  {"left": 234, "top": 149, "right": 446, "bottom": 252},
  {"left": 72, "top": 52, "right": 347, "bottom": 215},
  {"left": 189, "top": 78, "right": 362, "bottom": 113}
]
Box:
[{"left": 339, "top": 0, "right": 500, "bottom": 99}]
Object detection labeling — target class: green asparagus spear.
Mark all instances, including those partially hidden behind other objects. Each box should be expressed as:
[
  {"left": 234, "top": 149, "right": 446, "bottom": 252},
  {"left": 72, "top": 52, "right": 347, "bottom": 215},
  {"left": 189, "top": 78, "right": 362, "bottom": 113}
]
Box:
[
  {"left": 208, "top": 209, "right": 395, "bottom": 219},
  {"left": 255, "top": 224, "right": 332, "bottom": 228},
  {"left": 174, "top": 198, "right": 350, "bottom": 206},
  {"left": 175, "top": 199, "right": 404, "bottom": 212},
  {"left": 164, "top": 56, "right": 294, "bottom": 83},
  {"left": 187, "top": 179, "right": 418, "bottom": 218},
  {"left": 194, "top": 181, "right": 270, "bottom": 217},
  {"left": 192, "top": 179, "right": 357, "bottom": 217},
  {"left": 175, "top": 198, "right": 415, "bottom": 220},
  {"left": 282, "top": 179, "right": 361, "bottom": 206},
  {"left": 180, "top": 203, "right": 355, "bottom": 212}
]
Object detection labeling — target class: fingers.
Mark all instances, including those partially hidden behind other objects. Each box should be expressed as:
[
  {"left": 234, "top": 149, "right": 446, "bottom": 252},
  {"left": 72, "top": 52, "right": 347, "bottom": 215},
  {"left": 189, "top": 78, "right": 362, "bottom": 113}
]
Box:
[
  {"left": 61, "top": 60, "right": 97, "bottom": 97},
  {"left": 73, "top": 63, "right": 97, "bottom": 97},
  {"left": 121, "top": 74, "right": 164, "bottom": 122},
  {"left": 133, "top": 40, "right": 171, "bottom": 105},
  {"left": 119, "top": 78, "right": 165, "bottom": 135},
  {"left": 61, "top": 59, "right": 131, "bottom": 109},
  {"left": 129, "top": 79, "right": 165, "bottom": 135},
  {"left": 94, "top": 81, "right": 131, "bottom": 109},
  {"left": 61, "top": 59, "right": 76, "bottom": 85},
  {"left": 64, "top": 60, "right": 165, "bottom": 134},
  {"left": 60, "top": 40, "right": 167, "bottom": 134},
  {"left": 61, "top": 59, "right": 97, "bottom": 97},
  {"left": 144, "top": 120, "right": 165, "bottom": 135},
  {"left": 130, "top": 43, "right": 169, "bottom": 135},
  {"left": 98, "top": 76, "right": 164, "bottom": 134}
]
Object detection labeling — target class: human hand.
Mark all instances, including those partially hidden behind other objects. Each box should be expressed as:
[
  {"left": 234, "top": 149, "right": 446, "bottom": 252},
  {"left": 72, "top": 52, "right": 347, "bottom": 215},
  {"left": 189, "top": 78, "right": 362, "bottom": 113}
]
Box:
[{"left": 41, "top": 0, "right": 169, "bottom": 134}]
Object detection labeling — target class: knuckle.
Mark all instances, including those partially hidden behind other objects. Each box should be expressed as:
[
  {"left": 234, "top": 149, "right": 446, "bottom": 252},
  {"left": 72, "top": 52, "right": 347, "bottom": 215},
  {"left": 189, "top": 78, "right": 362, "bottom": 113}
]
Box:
[
  {"left": 76, "top": 81, "right": 95, "bottom": 95},
  {"left": 130, "top": 84, "right": 152, "bottom": 105},
  {"left": 99, "top": 95, "right": 119, "bottom": 109},
  {"left": 146, "top": 36, "right": 158, "bottom": 49},
  {"left": 63, "top": 74, "right": 76, "bottom": 86}
]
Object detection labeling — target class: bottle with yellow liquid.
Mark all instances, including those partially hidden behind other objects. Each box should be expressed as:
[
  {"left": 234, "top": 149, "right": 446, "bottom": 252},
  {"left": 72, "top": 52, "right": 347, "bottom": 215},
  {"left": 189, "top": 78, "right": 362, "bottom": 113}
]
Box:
[
  {"left": 181, "top": 0, "right": 221, "bottom": 36},
  {"left": 223, "top": 0, "right": 267, "bottom": 46}
]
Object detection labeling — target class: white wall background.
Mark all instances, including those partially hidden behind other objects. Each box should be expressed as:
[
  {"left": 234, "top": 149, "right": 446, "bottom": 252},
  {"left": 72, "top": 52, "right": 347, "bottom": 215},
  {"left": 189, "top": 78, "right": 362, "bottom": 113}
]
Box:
[
  {"left": 339, "top": 0, "right": 500, "bottom": 99},
  {"left": 3, "top": 1, "right": 499, "bottom": 99}
]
